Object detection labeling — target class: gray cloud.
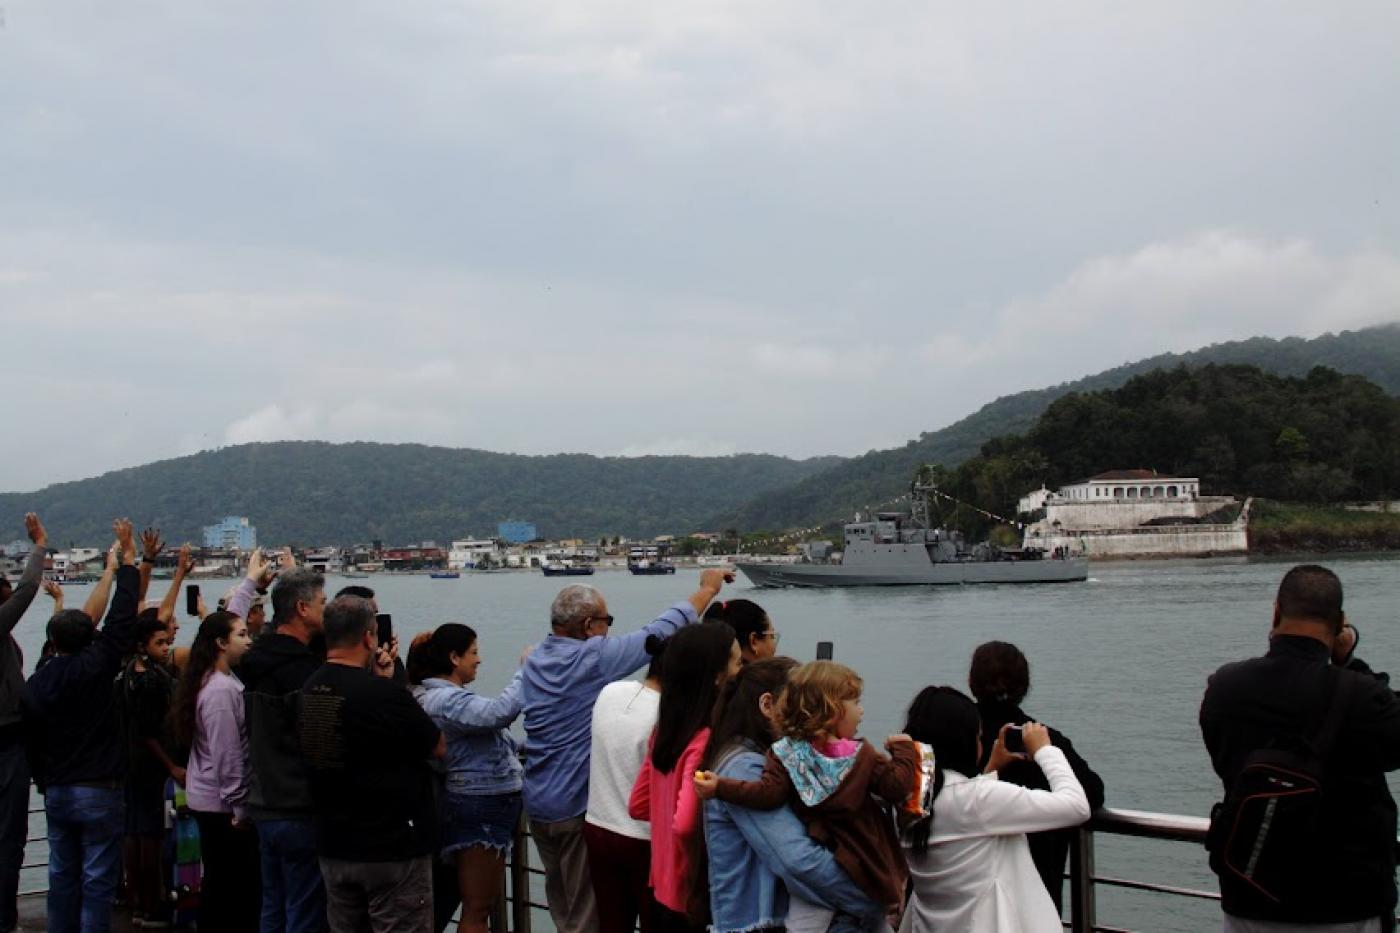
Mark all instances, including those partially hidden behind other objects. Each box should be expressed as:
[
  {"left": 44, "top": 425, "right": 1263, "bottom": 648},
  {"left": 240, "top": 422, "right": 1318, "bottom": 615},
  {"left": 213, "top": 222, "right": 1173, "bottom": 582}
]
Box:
[{"left": 3, "top": 1, "right": 1399, "bottom": 491}]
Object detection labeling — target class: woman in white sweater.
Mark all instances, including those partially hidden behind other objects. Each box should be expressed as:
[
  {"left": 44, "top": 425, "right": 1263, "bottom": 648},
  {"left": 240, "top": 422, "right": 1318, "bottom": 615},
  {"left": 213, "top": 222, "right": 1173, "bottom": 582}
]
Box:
[{"left": 898, "top": 686, "right": 1090, "bottom": 933}]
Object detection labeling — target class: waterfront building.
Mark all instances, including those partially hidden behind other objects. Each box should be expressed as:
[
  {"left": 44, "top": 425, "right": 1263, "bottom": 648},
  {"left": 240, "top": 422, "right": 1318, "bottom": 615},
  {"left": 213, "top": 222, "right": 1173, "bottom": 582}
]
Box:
[
  {"left": 497, "top": 520, "right": 538, "bottom": 544},
  {"left": 203, "top": 515, "right": 257, "bottom": 550},
  {"left": 1020, "top": 470, "right": 1245, "bottom": 558},
  {"left": 302, "top": 546, "right": 344, "bottom": 574},
  {"left": 448, "top": 538, "right": 500, "bottom": 569}
]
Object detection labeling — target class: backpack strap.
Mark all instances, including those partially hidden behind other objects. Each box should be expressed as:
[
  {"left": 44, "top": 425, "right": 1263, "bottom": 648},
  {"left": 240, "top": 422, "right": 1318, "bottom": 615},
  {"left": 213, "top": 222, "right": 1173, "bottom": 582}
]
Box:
[{"left": 1309, "top": 665, "right": 1354, "bottom": 759}]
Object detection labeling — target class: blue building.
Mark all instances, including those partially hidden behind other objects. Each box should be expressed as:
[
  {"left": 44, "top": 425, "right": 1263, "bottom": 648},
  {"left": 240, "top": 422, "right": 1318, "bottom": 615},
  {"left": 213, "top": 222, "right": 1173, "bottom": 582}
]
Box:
[
  {"left": 497, "top": 520, "right": 538, "bottom": 544},
  {"left": 204, "top": 516, "right": 257, "bottom": 550}
]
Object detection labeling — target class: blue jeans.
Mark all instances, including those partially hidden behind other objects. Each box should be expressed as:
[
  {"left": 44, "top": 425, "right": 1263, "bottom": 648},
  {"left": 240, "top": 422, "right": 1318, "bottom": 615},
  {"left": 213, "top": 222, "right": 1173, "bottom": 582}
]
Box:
[
  {"left": 44, "top": 784, "right": 124, "bottom": 933},
  {"left": 257, "top": 818, "right": 328, "bottom": 933}
]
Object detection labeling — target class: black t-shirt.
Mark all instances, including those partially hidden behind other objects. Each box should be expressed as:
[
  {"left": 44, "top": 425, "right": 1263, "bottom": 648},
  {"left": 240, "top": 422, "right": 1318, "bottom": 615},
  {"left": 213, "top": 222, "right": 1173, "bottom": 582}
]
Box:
[{"left": 300, "top": 663, "right": 441, "bottom": 861}]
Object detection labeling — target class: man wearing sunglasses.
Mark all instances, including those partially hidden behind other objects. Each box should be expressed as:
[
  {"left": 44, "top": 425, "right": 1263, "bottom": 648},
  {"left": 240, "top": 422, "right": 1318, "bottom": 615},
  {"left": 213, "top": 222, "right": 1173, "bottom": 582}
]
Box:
[{"left": 521, "top": 569, "right": 732, "bottom": 933}]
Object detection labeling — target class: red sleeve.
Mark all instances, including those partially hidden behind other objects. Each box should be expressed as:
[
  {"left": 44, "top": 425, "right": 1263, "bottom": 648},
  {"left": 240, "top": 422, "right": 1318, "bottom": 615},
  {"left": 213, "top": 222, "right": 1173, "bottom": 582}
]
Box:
[
  {"left": 628, "top": 739, "right": 655, "bottom": 822},
  {"left": 672, "top": 731, "right": 709, "bottom": 840}
]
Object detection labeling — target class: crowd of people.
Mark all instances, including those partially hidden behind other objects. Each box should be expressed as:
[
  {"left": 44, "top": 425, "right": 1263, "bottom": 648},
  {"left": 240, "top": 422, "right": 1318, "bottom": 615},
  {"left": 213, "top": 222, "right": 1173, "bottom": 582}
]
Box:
[{"left": 0, "top": 510, "right": 1396, "bottom": 933}]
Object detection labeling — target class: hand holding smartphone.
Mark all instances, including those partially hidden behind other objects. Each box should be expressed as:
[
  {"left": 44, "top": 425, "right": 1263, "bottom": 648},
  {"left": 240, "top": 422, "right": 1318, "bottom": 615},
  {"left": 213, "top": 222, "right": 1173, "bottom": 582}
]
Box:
[{"left": 376, "top": 613, "right": 393, "bottom": 649}]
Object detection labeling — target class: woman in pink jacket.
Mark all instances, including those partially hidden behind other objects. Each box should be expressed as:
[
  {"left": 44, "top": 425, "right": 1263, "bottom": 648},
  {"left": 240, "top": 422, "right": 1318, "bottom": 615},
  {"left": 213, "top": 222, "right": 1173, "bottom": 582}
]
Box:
[
  {"left": 629, "top": 622, "right": 742, "bottom": 933},
  {"left": 170, "top": 611, "right": 258, "bottom": 933}
]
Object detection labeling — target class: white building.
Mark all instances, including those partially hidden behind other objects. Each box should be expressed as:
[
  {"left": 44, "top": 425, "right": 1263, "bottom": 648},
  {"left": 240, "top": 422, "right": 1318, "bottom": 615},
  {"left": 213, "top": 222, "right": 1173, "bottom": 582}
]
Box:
[
  {"left": 302, "top": 547, "right": 344, "bottom": 574},
  {"left": 1053, "top": 470, "right": 1200, "bottom": 503},
  {"left": 449, "top": 539, "right": 500, "bottom": 570}
]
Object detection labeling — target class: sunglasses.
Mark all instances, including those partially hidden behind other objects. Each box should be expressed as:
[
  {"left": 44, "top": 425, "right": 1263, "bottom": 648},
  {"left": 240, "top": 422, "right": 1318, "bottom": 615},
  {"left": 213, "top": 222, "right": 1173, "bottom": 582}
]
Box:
[{"left": 590, "top": 614, "right": 615, "bottom": 627}]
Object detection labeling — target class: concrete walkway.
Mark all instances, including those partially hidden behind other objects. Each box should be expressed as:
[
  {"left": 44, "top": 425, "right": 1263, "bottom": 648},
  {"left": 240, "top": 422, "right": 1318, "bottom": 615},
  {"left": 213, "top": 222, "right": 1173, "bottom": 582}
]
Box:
[{"left": 17, "top": 894, "right": 139, "bottom": 931}]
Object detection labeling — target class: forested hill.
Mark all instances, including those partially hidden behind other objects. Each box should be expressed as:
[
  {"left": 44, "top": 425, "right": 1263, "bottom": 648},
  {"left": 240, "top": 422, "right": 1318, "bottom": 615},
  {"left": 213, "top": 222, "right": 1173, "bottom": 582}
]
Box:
[
  {"left": 0, "top": 443, "right": 842, "bottom": 546},
  {"left": 714, "top": 323, "right": 1400, "bottom": 531},
  {"left": 930, "top": 364, "right": 1400, "bottom": 539}
]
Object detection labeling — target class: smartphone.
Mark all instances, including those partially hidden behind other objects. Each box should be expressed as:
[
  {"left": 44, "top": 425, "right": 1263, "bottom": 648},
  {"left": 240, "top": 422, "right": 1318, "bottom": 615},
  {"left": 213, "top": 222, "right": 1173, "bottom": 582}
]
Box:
[
  {"left": 815, "top": 641, "right": 834, "bottom": 660},
  {"left": 1003, "top": 724, "right": 1025, "bottom": 754},
  {"left": 185, "top": 584, "right": 200, "bottom": 617},
  {"left": 376, "top": 613, "right": 393, "bottom": 648}
]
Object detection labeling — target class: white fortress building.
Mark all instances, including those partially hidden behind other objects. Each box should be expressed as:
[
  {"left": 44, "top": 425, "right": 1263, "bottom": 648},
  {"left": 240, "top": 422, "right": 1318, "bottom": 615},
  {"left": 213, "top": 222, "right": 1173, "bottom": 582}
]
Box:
[{"left": 1020, "top": 470, "right": 1247, "bottom": 557}]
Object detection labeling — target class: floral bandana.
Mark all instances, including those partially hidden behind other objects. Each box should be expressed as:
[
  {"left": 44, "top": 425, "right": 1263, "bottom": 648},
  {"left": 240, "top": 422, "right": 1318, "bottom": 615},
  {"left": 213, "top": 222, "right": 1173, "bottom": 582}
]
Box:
[{"left": 772, "top": 736, "right": 859, "bottom": 807}]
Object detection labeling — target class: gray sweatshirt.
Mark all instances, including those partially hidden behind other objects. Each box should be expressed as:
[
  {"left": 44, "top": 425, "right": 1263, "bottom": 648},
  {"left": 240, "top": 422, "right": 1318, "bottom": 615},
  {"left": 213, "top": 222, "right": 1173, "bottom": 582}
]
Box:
[{"left": 0, "top": 546, "right": 45, "bottom": 729}]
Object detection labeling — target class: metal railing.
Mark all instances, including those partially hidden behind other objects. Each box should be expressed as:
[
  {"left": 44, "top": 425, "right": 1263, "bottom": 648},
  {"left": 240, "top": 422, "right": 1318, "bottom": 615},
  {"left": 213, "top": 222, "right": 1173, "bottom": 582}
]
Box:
[{"left": 18, "top": 801, "right": 1390, "bottom": 933}]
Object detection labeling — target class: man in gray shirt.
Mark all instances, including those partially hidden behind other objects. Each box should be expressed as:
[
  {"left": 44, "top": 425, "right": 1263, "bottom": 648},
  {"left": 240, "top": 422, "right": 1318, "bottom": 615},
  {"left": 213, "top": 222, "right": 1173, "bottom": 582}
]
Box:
[{"left": 0, "top": 513, "right": 47, "bottom": 933}]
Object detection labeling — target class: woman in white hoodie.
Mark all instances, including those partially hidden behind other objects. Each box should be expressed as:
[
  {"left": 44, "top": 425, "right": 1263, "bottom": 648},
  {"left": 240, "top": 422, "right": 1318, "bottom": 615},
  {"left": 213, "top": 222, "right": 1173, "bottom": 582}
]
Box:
[{"left": 897, "top": 686, "right": 1090, "bottom": 933}]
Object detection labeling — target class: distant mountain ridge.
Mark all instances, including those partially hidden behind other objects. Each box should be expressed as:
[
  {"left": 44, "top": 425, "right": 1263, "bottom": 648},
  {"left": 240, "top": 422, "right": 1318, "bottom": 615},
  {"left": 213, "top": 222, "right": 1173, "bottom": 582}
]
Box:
[
  {"left": 0, "top": 443, "right": 842, "bottom": 546},
  {"left": 714, "top": 323, "right": 1400, "bottom": 531}
]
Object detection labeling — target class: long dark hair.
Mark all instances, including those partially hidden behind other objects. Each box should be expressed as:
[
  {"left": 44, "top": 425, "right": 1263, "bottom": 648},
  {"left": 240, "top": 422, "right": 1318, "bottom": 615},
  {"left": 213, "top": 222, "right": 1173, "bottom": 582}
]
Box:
[
  {"left": 651, "top": 622, "right": 735, "bottom": 774},
  {"left": 425, "top": 623, "right": 478, "bottom": 679},
  {"left": 704, "top": 599, "right": 769, "bottom": 654},
  {"left": 901, "top": 685, "right": 982, "bottom": 853},
  {"left": 700, "top": 657, "right": 798, "bottom": 769},
  {"left": 169, "top": 611, "right": 239, "bottom": 749}
]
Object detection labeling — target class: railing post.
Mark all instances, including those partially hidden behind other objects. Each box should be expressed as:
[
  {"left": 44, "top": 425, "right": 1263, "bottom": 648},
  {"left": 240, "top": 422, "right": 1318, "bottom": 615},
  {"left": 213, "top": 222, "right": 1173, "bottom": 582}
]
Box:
[
  {"left": 1069, "top": 824, "right": 1097, "bottom": 933},
  {"left": 510, "top": 811, "right": 532, "bottom": 933}
]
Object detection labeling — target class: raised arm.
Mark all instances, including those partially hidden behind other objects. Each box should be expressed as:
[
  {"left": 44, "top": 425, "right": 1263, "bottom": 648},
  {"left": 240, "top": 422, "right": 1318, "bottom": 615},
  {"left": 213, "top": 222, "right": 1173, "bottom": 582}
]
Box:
[
  {"left": 710, "top": 751, "right": 793, "bottom": 811},
  {"left": 82, "top": 543, "right": 119, "bottom": 623},
  {"left": 970, "top": 745, "right": 1090, "bottom": 836},
  {"left": 868, "top": 737, "right": 921, "bottom": 807},
  {"left": 431, "top": 668, "right": 525, "bottom": 732},
  {"left": 158, "top": 544, "right": 195, "bottom": 625},
  {"left": 0, "top": 513, "right": 47, "bottom": 636},
  {"left": 225, "top": 549, "right": 269, "bottom": 620},
  {"left": 596, "top": 570, "right": 728, "bottom": 681},
  {"left": 137, "top": 527, "right": 164, "bottom": 603}
]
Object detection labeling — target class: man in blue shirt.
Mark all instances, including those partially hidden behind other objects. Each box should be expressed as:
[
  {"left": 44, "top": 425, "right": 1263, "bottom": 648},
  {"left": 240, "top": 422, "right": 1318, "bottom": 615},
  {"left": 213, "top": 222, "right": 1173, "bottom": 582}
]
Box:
[{"left": 522, "top": 569, "right": 729, "bottom": 933}]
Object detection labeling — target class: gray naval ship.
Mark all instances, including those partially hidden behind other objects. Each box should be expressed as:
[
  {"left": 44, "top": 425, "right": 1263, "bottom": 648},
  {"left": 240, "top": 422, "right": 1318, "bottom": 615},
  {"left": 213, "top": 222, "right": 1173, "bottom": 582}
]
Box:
[{"left": 736, "top": 479, "right": 1088, "bottom": 588}]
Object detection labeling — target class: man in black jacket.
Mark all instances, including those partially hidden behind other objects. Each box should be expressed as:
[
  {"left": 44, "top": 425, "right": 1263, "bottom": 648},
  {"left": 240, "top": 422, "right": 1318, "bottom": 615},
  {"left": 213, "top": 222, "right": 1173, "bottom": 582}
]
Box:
[
  {"left": 242, "top": 566, "right": 329, "bottom": 933},
  {"left": 1200, "top": 564, "right": 1400, "bottom": 931},
  {"left": 0, "top": 513, "right": 45, "bottom": 933},
  {"left": 25, "top": 518, "right": 140, "bottom": 933}
]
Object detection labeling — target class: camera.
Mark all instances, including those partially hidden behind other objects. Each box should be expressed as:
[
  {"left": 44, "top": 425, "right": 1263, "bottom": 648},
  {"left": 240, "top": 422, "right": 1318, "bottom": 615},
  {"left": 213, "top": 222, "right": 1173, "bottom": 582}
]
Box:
[{"left": 1003, "top": 724, "right": 1025, "bottom": 755}]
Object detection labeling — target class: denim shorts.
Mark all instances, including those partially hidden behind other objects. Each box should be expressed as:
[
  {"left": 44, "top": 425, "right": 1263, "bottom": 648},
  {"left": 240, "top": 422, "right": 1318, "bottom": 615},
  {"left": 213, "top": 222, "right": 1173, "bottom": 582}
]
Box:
[{"left": 441, "top": 792, "right": 522, "bottom": 859}]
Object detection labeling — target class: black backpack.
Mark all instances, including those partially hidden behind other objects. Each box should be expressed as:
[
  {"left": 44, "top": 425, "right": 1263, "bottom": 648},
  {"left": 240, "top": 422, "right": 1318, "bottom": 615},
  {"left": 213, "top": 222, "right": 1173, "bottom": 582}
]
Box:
[{"left": 1206, "top": 668, "right": 1353, "bottom": 905}]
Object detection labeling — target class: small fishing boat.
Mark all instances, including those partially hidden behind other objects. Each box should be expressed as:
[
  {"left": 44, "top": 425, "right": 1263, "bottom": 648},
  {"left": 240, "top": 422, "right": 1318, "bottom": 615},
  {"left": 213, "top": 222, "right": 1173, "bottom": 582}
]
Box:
[
  {"left": 541, "top": 562, "right": 594, "bottom": 577},
  {"left": 429, "top": 571, "right": 461, "bottom": 579}
]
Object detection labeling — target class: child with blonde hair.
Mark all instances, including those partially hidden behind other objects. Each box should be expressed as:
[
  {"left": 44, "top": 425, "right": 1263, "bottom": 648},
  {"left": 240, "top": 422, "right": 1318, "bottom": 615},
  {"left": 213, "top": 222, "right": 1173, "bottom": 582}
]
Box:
[{"left": 695, "top": 660, "right": 919, "bottom": 927}]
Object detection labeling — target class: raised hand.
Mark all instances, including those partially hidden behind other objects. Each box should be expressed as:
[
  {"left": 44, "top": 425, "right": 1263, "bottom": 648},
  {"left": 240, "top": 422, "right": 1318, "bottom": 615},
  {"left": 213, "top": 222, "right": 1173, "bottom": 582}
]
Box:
[
  {"left": 374, "top": 636, "right": 399, "bottom": 678},
  {"left": 279, "top": 547, "right": 296, "bottom": 572},
  {"left": 178, "top": 544, "right": 196, "bottom": 577},
  {"left": 699, "top": 568, "right": 733, "bottom": 592},
  {"left": 105, "top": 542, "right": 120, "bottom": 573},
  {"left": 141, "top": 527, "right": 165, "bottom": 561},
  {"left": 42, "top": 579, "right": 63, "bottom": 610},
  {"left": 1021, "top": 722, "right": 1051, "bottom": 757},
  {"left": 246, "top": 549, "right": 268, "bottom": 582},
  {"left": 24, "top": 513, "right": 46, "bottom": 549},
  {"left": 984, "top": 723, "right": 1027, "bottom": 774},
  {"left": 114, "top": 519, "right": 136, "bottom": 564}
]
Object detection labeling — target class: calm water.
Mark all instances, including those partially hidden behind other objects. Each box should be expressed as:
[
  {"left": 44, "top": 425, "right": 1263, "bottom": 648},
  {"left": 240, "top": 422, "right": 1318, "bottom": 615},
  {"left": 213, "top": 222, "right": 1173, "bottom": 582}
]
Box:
[{"left": 12, "top": 555, "right": 1400, "bottom": 930}]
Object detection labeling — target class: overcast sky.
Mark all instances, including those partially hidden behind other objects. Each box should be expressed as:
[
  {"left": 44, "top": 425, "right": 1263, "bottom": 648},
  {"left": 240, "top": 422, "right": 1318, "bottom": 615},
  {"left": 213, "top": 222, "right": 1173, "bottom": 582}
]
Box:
[{"left": 4, "top": 1, "right": 1399, "bottom": 492}]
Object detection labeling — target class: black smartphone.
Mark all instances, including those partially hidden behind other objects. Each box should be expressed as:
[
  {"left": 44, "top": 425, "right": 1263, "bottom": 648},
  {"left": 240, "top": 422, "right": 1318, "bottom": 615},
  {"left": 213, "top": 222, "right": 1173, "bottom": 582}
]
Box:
[
  {"left": 376, "top": 613, "right": 393, "bottom": 648},
  {"left": 185, "top": 584, "right": 200, "bottom": 617},
  {"left": 815, "top": 641, "right": 834, "bottom": 660},
  {"left": 1003, "top": 724, "right": 1025, "bottom": 754}
]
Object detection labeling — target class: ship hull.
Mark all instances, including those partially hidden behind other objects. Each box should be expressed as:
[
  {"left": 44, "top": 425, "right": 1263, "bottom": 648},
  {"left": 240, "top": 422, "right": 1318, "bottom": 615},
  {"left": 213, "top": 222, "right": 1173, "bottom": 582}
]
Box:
[
  {"left": 628, "top": 565, "right": 676, "bottom": 575},
  {"left": 541, "top": 567, "right": 595, "bottom": 577},
  {"left": 735, "top": 558, "right": 1088, "bottom": 588}
]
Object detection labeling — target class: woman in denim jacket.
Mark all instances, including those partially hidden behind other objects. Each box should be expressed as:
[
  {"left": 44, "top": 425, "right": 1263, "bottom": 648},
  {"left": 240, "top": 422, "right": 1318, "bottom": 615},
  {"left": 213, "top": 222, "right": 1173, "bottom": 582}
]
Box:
[
  {"left": 417, "top": 624, "right": 530, "bottom": 933},
  {"left": 699, "top": 658, "right": 885, "bottom": 933}
]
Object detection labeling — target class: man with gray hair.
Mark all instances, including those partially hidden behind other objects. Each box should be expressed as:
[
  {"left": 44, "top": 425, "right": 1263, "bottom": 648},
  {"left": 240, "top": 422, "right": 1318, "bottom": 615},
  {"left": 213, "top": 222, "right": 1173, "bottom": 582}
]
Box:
[{"left": 521, "top": 569, "right": 730, "bottom": 933}]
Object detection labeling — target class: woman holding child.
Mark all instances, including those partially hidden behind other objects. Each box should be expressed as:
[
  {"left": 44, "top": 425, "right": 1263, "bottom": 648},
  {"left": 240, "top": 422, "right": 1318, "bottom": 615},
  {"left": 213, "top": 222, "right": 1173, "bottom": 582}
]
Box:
[{"left": 695, "top": 659, "right": 887, "bottom": 933}]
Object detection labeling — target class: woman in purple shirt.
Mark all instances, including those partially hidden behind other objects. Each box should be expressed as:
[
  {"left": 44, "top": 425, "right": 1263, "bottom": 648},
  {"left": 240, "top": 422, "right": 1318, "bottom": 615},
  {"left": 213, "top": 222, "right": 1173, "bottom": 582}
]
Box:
[{"left": 170, "top": 611, "right": 258, "bottom": 933}]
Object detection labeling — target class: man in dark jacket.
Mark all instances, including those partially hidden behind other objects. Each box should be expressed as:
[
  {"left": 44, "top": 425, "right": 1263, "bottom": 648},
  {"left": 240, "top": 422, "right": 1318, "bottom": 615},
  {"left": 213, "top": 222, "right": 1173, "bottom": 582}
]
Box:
[
  {"left": 242, "top": 566, "right": 328, "bottom": 933},
  {"left": 0, "top": 513, "right": 45, "bottom": 933},
  {"left": 25, "top": 518, "right": 140, "bottom": 933},
  {"left": 1200, "top": 564, "right": 1400, "bottom": 931}
]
